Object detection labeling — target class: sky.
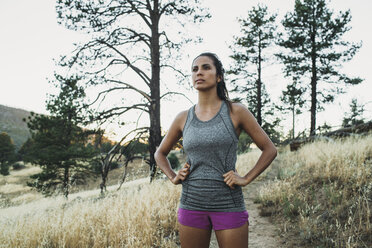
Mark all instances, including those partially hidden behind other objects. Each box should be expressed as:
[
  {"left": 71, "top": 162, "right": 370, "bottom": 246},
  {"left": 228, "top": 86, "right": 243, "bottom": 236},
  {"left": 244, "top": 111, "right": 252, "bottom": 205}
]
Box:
[{"left": 0, "top": 0, "right": 371, "bottom": 140}]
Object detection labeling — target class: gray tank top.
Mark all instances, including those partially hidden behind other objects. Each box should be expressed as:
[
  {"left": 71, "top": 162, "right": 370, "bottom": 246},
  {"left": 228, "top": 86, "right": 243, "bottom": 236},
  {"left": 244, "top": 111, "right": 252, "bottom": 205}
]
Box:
[{"left": 180, "top": 100, "right": 246, "bottom": 212}]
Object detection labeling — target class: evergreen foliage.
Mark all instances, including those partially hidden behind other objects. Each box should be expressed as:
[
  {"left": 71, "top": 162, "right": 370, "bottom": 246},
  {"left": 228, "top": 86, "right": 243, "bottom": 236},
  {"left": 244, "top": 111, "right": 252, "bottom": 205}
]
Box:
[
  {"left": 278, "top": 80, "right": 306, "bottom": 139},
  {"left": 342, "top": 98, "right": 365, "bottom": 127},
  {"left": 228, "top": 4, "right": 281, "bottom": 143},
  {"left": 23, "top": 75, "right": 98, "bottom": 197},
  {"left": 277, "top": 0, "right": 363, "bottom": 135},
  {"left": 0, "top": 132, "right": 15, "bottom": 175}
]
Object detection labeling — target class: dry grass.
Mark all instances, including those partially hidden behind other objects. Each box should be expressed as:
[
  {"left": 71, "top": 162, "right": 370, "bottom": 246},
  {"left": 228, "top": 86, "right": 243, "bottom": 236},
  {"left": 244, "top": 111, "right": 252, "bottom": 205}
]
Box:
[
  {"left": 0, "top": 179, "right": 181, "bottom": 248},
  {"left": 256, "top": 134, "right": 372, "bottom": 247},
  {"left": 0, "top": 157, "right": 153, "bottom": 208},
  {"left": 3, "top": 136, "right": 370, "bottom": 247},
  {"left": 0, "top": 184, "right": 27, "bottom": 194}
]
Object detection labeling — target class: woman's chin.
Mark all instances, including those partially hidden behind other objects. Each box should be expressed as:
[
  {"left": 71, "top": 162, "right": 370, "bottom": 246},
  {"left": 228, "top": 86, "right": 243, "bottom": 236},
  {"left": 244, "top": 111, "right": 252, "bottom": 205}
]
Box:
[{"left": 194, "top": 84, "right": 216, "bottom": 92}]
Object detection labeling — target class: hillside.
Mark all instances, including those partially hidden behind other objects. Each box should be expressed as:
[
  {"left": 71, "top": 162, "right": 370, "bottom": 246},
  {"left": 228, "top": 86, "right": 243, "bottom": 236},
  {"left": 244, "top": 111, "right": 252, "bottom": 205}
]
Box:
[{"left": 0, "top": 104, "right": 32, "bottom": 150}]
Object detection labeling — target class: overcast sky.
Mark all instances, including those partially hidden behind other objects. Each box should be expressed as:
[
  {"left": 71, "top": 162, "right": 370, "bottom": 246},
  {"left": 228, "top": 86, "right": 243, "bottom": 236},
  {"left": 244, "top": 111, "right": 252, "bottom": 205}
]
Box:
[{"left": 0, "top": 0, "right": 371, "bottom": 138}]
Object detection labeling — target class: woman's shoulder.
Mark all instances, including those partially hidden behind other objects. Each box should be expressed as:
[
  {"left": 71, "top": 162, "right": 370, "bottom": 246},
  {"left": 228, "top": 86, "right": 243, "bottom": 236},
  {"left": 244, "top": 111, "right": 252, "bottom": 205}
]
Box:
[
  {"left": 230, "top": 101, "right": 249, "bottom": 114},
  {"left": 173, "top": 109, "right": 190, "bottom": 129},
  {"left": 175, "top": 109, "right": 189, "bottom": 120},
  {"left": 230, "top": 101, "right": 255, "bottom": 120}
]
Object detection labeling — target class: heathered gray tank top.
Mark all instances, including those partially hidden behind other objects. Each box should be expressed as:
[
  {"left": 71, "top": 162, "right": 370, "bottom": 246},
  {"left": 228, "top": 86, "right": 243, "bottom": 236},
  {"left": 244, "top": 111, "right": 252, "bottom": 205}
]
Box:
[{"left": 180, "top": 100, "right": 246, "bottom": 212}]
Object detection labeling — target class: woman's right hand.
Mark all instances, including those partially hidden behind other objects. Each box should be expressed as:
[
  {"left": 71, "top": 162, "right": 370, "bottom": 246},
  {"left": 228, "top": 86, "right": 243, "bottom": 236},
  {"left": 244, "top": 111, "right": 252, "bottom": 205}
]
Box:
[{"left": 171, "top": 163, "right": 190, "bottom": 185}]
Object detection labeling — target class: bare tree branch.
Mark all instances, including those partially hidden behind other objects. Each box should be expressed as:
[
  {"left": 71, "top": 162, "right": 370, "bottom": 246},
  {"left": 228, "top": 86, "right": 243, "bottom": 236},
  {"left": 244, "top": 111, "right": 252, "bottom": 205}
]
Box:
[
  {"left": 127, "top": 0, "right": 152, "bottom": 27},
  {"left": 160, "top": 91, "right": 193, "bottom": 104},
  {"left": 106, "top": 79, "right": 151, "bottom": 102},
  {"left": 116, "top": 155, "right": 145, "bottom": 190},
  {"left": 94, "top": 104, "right": 150, "bottom": 122},
  {"left": 98, "top": 40, "right": 151, "bottom": 86},
  {"left": 86, "top": 58, "right": 125, "bottom": 75},
  {"left": 160, "top": 63, "right": 188, "bottom": 78},
  {"left": 88, "top": 87, "right": 130, "bottom": 106},
  {"left": 99, "top": 126, "right": 149, "bottom": 193}
]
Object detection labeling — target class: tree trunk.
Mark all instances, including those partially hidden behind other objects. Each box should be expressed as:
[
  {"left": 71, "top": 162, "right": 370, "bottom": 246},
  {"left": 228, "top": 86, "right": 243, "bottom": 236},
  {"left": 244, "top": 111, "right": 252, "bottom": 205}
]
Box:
[
  {"left": 149, "top": 0, "right": 162, "bottom": 182},
  {"left": 100, "top": 160, "right": 108, "bottom": 194},
  {"left": 63, "top": 165, "right": 69, "bottom": 198},
  {"left": 310, "top": 6, "right": 317, "bottom": 136},
  {"left": 257, "top": 32, "right": 262, "bottom": 126},
  {"left": 292, "top": 105, "right": 295, "bottom": 139}
]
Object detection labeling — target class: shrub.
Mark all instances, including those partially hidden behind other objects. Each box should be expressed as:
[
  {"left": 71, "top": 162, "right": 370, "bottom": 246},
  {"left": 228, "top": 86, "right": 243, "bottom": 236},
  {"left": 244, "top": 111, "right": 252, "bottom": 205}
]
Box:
[
  {"left": 12, "top": 161, "right": 25, "bottom": 170},
  {"left": 167, "top": 153, "right": 180, "bottom": 170}
]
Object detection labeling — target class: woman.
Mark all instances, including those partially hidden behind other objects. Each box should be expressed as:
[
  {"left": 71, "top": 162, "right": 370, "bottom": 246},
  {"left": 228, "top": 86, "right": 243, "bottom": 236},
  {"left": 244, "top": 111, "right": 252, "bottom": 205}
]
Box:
[{"left": 154, "top": 52, "right": 277, "bottom": 248}]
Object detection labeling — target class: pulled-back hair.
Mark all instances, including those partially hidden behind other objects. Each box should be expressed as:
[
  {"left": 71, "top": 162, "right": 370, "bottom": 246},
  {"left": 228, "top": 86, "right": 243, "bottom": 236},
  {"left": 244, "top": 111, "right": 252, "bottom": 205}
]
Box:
[{"left": 193, "top": 52, "right": 232, "bottom": 109}]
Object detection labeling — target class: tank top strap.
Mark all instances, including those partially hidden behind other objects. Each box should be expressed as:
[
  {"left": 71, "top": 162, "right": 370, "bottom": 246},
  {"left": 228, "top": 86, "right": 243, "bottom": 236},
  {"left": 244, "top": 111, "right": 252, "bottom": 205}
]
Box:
[{"left": 219, "top": 101, "right": 239, "bottom": 141}]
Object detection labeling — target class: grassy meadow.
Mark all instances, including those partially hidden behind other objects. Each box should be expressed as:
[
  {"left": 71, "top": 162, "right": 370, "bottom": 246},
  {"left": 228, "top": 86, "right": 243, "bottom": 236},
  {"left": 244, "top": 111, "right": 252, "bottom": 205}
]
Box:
[
  {"left": 257, "top": 134, "right": 372, "bottom": 247},
  {"left": 0, "top": 134, "right": 371, "bottom": 247}
]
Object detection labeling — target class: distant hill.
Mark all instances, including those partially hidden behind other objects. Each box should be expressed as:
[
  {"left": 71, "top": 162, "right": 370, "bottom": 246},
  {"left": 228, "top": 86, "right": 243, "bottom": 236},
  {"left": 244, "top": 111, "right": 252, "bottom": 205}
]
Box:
[{"left": 0, "top": 104, "right": 33, "bottom": 150}]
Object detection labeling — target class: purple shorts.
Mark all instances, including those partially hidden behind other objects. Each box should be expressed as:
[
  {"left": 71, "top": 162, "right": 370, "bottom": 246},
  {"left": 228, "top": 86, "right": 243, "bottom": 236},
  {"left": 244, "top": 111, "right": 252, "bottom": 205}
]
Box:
[{"left": 177, "top": 208, "right": 249, "bottom": 230}]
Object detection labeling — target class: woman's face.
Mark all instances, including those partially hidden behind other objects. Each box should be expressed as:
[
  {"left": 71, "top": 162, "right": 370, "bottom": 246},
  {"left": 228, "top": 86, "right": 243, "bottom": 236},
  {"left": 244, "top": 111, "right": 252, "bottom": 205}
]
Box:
[{"left": 191, "top": 56, "right": 220, "bottom": 91}]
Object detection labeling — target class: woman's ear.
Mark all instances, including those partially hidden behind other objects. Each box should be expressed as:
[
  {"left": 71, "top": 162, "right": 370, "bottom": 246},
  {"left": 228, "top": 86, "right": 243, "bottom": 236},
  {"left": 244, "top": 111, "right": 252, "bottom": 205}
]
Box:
[{"left": 217, "top": 76, "right": 221, "bottom": 83}]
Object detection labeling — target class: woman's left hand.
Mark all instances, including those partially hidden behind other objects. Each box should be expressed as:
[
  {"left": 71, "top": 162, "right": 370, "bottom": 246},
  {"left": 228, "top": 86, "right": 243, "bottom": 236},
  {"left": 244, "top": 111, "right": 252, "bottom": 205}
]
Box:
[{"left": 223, "top": 170, "right": 247, "bottom": 189}]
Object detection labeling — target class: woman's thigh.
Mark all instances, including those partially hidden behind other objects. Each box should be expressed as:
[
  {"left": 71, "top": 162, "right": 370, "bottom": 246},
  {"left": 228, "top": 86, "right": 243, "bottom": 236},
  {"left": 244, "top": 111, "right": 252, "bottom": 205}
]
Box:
[
  {"left": 178, "top": 223, "right": 212, "bottom": 248},
  {"left": 214, "top": 222, "right": 249, "bottom": 248}
]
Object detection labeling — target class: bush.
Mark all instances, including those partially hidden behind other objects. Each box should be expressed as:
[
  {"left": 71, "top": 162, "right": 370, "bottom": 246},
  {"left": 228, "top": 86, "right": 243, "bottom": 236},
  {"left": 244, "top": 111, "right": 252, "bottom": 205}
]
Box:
[
  {"left": 12, "top": 161, "right": 25, "bottom": 170},
  {"left": 0, "top": 163, "right": 9, "bottom": 176},
  {"left": 167, "top": 153, "right": 180, "bottom": 170}
]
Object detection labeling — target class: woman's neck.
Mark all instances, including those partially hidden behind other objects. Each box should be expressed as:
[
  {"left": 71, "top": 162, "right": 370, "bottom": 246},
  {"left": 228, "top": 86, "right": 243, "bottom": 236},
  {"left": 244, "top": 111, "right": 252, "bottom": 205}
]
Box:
[{"left": 197, "top": 90, "right": 222, "bottom": 110}]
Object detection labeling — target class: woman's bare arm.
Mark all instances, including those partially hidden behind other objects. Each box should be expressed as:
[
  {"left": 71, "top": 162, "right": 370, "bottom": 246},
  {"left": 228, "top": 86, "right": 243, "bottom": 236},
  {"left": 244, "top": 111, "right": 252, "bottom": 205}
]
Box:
[
  {"left": 154, "top": 110, "right": 190, "bottom": 185},
  {"left": 223, "top": 103, "right": 277, "bottom": 188}
]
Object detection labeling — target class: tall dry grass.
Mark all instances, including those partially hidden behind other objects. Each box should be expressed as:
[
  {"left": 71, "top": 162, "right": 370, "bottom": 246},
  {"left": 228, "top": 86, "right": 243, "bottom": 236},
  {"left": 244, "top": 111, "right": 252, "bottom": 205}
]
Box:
[
  {"left": 257, "top": 134, "right": 372, "bottom": 247},
  {"left": 0, "top": 180, "right": 181, "bottom": 248}
]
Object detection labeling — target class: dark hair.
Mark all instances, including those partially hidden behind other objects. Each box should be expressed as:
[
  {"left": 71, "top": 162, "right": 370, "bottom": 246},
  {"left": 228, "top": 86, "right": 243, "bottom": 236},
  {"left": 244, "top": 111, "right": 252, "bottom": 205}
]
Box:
[{"left": 193, "top": 52, "right": 232, "bottom": 108}]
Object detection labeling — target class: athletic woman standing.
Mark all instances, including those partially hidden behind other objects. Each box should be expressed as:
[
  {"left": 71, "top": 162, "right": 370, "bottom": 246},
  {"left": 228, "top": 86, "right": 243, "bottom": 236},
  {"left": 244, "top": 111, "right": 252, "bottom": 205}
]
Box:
[{"left": 154, "top": 52, "right": 277, "bottom": 248}]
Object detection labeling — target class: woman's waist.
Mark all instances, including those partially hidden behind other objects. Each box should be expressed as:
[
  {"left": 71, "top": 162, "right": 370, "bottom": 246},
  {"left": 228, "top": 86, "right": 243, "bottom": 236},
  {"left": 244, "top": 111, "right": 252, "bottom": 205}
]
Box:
[{"left": 182, "top": 178, "right": 242, "bottom": 192}]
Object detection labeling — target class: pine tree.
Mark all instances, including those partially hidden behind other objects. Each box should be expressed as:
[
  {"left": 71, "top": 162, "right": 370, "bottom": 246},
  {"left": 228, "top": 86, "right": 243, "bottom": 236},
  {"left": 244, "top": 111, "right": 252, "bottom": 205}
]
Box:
[
  {"left": 24, "top": 75, "right": 98, "bottom": 197},
  {"left": 0, "top": 132, "right": 15, "bottom": 175},
  {"left": 278, "top": 80, "right": 306, "bottom": 139},
  {"left": 277, "top": 0, "right": 363, "bottom": 135},
  {"left": 342, "top": 98, "right": 365, "bottom": 127},
  {"left": 228, "top": 4, "right": 280, "bottom": 143}
]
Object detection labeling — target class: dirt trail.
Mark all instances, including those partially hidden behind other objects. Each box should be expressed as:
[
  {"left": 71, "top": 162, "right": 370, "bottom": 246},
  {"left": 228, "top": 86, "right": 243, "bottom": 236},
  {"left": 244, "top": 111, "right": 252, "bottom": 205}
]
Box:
[{"left": 209, "top": 179, "right": 283, "bottom": 248}]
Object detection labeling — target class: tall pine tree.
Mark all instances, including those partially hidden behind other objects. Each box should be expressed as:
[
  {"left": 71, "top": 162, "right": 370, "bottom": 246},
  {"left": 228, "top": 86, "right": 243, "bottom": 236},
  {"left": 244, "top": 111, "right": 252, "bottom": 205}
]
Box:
[
  {"left": 229, "top": 4, "right": 280, "bottom": 143},
  {"left": 278, "top": 80, "right": 306, "bottom": 139},
  {"left": 24, "top": 75, "right": 97, "bottom": 198},
  {"left": 277, "top": 0, "right": 362, "bottom": 135}
]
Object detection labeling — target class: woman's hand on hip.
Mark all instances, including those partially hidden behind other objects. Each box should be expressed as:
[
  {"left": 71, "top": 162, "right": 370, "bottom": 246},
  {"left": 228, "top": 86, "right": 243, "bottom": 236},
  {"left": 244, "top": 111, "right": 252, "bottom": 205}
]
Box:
[
  {"left": 223, "top": 170, "right": 247, "bottom": 189},
  {"left": 171, "top": 163, "right": 190, "bottom": 185}
]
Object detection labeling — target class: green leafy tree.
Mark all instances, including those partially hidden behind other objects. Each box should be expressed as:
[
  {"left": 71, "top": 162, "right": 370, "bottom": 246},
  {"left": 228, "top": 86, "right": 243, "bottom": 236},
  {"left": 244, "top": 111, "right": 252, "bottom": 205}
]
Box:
[
  {"left": 55, "top": 0, "right": 210, "bottom": 182},
  {"left": 277, "top": 0, "right": 363, "bottom": 135},
  {"left": 278, "top": 80, "right": 306, "bottom": 139},
  {"left": 24, "top": 75, "right": 98, "bottom": 198},
  {"left": 228, "top": 4, "right": 280, "bottom": 142},
  {"left": 342, "top": 98, "right": 365, "bottom": 127},
  {"left": 0, "top": 132, "right": 15, "bottom": 175}
]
